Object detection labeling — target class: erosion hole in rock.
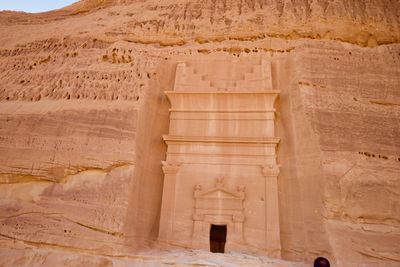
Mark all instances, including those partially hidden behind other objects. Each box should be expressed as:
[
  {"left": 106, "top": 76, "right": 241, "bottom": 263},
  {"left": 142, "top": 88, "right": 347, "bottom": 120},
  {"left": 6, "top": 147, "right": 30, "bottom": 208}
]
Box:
[{"left": 210, "top": 224, "right": 227, "bottom": 253}]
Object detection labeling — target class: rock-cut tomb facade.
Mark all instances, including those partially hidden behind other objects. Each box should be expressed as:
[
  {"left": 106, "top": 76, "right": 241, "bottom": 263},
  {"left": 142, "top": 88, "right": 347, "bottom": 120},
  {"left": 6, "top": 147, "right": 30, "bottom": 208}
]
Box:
[{"left": 159, "top": 57, "right": 281, "bottom": 256}]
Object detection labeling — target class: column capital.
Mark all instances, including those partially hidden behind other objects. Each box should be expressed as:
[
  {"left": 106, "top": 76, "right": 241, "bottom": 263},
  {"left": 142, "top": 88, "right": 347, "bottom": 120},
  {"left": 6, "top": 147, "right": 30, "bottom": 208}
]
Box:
[
  {"left": 261, "top": 164, "right": 280, "bottom": 178},
  {"left": 162, "top": 161, "right": 181, "bottom": 174}
]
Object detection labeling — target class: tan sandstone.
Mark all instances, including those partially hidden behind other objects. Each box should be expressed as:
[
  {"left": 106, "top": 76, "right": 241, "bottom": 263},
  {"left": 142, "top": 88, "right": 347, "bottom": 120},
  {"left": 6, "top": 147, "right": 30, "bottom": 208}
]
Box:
[{"left": 0, "top": 0, "right": 399, "bottom": 266}]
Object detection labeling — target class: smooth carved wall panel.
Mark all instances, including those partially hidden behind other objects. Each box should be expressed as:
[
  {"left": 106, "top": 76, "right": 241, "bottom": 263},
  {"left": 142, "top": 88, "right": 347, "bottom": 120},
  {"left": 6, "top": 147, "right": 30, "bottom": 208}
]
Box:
[{"left": 159, "top": 57, "right": 281, "bottom": 256}]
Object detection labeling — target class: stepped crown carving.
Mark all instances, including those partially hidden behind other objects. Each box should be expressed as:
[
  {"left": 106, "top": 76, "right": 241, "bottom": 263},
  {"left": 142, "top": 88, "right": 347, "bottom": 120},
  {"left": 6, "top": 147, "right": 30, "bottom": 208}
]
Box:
[{"left": 174, "top": 58, "right": 273, "bottom": 92}]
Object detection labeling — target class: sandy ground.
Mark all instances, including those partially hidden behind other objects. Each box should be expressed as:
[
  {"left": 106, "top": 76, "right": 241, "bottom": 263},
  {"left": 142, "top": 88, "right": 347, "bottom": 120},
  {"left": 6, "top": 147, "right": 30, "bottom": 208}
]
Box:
[{"left": 0, "top": 246, "right": 307, "bottom": 267}]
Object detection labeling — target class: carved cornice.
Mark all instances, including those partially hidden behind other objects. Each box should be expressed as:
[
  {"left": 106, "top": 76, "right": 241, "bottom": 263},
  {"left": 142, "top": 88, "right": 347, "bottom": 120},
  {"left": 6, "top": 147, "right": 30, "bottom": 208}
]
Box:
[
  {"left": 163, "top": 135, "right": 280, "bottom": 145},
  {"left": 169, "top": 109, "right": 277, "bottom": 113},
  {"left": 165, "top": 90, "right": 280, "bottom": 95}
]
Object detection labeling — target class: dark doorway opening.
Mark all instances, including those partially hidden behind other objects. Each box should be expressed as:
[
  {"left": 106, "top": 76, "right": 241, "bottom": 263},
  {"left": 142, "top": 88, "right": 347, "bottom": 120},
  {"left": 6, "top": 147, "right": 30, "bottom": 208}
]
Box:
[{"left": 209, "top": 224, "right": 227, "bottom": 253}]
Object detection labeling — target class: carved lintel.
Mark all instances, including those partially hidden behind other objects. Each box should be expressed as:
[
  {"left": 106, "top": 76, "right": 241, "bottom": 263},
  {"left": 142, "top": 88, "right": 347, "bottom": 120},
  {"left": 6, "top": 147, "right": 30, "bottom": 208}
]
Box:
[
  {"left": 193, "top": 213, "right": 204, "bottom": 221},
  {"left": 162, "top": 161, "right": 181, "bottom": 174},
  {"left": 261, "top": 164, "right": 280, "bottom": 178},
  {"left": 233, "top": 214, "right": 245, "bottom": 222}
]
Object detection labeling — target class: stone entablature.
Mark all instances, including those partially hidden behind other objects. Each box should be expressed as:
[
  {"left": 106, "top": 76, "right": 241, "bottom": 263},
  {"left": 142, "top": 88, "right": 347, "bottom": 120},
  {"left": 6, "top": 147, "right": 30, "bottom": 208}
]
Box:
[
  {"left": 164, "top": 91, "right": 279, "bottom": 139},
  {"left": 159, "top": 57, "right": 281, "bottom": 257}
]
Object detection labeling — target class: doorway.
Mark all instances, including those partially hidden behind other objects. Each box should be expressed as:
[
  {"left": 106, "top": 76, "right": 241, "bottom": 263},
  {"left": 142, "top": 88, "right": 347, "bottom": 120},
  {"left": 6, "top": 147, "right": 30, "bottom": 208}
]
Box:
[{"left": 209, "top": 224, "right": 227, "bottom": 253}]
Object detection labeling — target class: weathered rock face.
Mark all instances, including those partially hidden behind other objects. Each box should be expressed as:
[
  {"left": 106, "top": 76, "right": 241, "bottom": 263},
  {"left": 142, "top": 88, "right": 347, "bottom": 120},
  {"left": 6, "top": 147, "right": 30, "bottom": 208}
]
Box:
[
  {"left": 0, "top": 0, "right": 399, "bottom": 266},
  {"left": 1, "top": 0, "right": 399, "bottom": 47}
]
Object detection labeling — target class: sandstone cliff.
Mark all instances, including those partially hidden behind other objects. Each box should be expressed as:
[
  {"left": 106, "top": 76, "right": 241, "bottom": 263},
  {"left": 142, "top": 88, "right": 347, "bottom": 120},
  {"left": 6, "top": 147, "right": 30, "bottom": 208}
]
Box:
[{"left": 0, "top": 0, "right": 399, "bottom": 266}]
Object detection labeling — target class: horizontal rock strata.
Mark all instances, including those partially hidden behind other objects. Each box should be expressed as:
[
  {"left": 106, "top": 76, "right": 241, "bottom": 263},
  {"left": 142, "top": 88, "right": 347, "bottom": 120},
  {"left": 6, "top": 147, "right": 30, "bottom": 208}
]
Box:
[{"left": 0, "top": 0, "right": 399, "bottom": 266}]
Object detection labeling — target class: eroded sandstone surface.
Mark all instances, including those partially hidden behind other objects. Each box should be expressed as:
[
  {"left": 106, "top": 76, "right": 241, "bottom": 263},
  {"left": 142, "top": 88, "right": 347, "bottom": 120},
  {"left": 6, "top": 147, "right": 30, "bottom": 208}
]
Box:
[{"left": 0, "top": 0, "right": 399, "bottom": 266}]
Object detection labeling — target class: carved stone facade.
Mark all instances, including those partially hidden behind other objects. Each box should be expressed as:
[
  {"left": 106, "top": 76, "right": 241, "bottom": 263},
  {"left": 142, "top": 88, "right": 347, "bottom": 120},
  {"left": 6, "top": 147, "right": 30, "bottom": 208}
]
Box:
[
  {"left": 192, "top": 177, "right": 246, "bottom": 246},
  {"left": 159, "top": 57, "right": 281, "bottom": 256}
]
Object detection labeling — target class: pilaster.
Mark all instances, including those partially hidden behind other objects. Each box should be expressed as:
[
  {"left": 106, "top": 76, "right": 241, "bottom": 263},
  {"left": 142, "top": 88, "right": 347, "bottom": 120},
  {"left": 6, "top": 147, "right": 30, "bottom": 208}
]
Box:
[
  {"left": 261, "top": 164, "right": 281, "bottom": 257},
  {"left": 158, "top": 161, "right": 181, "bottom": 242}
]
